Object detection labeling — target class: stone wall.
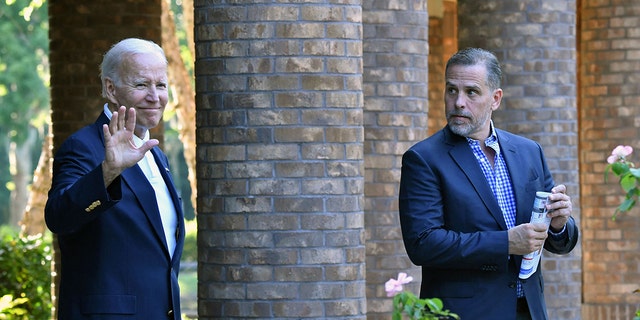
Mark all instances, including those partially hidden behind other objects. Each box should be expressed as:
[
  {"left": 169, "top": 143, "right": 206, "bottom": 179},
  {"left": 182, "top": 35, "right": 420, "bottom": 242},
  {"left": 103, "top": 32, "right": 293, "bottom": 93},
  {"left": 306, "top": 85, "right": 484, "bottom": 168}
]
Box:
[{"left": 361, "top": 0, "right": 428, "bottom": 318}]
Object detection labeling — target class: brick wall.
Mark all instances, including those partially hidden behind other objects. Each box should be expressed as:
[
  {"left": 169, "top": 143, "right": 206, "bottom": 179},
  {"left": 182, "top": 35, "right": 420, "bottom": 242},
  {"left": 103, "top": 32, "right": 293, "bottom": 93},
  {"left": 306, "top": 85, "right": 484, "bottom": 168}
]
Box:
[
  {"left": 194, "top": 2, "right": 366, "bottom": 318},
  {"left": 579, "top": 1, "right": 640, "bottom": 318},
  {"left": 361, "top": 0, "right": 428, "bottom": 318},
  {"left": 458, "top": 0, "right": 581, "bottom": 319}
]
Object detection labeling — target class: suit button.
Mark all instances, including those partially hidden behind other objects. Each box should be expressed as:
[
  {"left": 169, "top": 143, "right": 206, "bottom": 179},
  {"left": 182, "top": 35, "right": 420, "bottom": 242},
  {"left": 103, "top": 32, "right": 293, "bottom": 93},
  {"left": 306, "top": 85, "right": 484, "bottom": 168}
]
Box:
[{"left": 167, "top": 309, "right": 174, "bottom": 318}]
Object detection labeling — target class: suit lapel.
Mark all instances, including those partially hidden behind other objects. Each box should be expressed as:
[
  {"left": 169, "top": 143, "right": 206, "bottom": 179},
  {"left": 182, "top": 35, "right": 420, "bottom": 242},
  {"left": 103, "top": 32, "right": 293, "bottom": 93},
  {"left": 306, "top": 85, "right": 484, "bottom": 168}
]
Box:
[
  {"left": 498, "top": 132, "right": 532, "bottom": 225},
  {"left": 150, "top": 147, "right": 186, "bottom": 262},
  {"left": 150, "top": 147, "right": 182, "bottom": 215},
  {"left": 445, "top": 128, "right": 507, "bottom": 230},
  {"left": 121, "top": 165, "right": 168, "bottom": 252}
]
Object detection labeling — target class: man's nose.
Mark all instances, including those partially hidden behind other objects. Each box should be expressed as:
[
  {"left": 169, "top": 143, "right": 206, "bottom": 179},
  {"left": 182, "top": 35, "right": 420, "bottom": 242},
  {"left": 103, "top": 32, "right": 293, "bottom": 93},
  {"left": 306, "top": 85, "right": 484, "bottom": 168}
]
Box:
[
  {"left": 455, "top": 94, "right": 466, "bottom": 108},
  {"left": 147, "top": 86, "right": 160, "bottom": 102}
]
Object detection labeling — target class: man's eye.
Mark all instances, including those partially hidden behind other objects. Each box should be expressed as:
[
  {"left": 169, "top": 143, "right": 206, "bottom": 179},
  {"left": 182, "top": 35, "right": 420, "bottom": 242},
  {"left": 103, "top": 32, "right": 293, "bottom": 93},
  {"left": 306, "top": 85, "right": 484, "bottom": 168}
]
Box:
[{"left": 136, "top": 83, "right": 147, "bottom": 89}]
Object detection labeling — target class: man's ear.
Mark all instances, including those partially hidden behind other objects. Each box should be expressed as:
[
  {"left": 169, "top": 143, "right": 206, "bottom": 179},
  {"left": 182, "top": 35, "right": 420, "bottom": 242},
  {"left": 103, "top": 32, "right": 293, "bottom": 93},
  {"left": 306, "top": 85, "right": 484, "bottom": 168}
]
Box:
[
  {"left": 491, "top": 88, "right": 503, "bottom": 111},
  {"left": 104, "top": 78, "right": 118, "bottom": 104}
]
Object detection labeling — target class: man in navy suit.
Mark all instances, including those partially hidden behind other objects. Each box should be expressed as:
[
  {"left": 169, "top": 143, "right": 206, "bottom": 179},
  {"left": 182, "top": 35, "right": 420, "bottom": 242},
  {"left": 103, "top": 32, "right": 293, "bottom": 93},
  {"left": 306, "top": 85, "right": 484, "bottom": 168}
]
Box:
[
  {"left": 399, "top": 48, "right": 578, "bottom": 320},
  {"left": 45, "top": 38, "right": 185, "bottom": 319}
]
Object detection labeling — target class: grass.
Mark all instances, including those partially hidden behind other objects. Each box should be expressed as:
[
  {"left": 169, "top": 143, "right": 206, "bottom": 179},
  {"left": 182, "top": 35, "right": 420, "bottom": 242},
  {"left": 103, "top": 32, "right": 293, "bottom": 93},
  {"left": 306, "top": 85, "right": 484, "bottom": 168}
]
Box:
[
  {"left": 179, "top": 268, "right": 197, "bottom": 319},
  {"left": 180, "top": 219, "right": 198, "bottom": 319}
]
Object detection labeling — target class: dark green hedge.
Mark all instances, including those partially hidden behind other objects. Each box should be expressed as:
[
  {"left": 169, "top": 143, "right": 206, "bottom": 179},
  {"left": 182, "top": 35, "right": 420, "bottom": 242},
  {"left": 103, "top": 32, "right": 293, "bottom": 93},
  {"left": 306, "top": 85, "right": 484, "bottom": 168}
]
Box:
[{"left": 0, "top": 226, "right": 52, "bottom": 320}]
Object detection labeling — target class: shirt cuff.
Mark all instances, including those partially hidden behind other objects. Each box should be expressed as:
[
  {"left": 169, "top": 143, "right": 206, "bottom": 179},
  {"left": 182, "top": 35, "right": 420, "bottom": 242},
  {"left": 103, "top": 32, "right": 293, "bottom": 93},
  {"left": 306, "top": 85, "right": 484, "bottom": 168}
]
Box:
[{"left": 548, "top": 224, "right": 567, "bottom": 239}]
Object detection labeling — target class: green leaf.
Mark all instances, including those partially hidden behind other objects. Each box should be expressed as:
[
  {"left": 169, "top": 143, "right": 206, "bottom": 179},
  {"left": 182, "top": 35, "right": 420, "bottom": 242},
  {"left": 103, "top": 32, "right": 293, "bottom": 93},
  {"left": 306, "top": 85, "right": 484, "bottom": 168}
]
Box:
[
  {"left": 619, "top": 198, "right": 636, "bottom": 212},
  {"left": 611, "top": 162, "right": 631, "bottom": 175},
  {"left": 630, "top": 167, "right": 640, "bottom": 178},
  {"left": 425, "top": 298, "right": 444, "bottom": 311},
  {"left": 620, "top": 174, "right": 637, "bottom": 192}
]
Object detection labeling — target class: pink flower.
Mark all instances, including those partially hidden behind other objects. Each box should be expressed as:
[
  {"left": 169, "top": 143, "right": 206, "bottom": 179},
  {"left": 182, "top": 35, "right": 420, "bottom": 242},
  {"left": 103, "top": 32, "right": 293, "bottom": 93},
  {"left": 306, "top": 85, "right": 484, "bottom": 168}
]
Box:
[
  {"left": 385, "top": 272, "right": 414, "bottom": 297},
  {"left": 607, "top": 145, "right": 633, "bottom": 164}
]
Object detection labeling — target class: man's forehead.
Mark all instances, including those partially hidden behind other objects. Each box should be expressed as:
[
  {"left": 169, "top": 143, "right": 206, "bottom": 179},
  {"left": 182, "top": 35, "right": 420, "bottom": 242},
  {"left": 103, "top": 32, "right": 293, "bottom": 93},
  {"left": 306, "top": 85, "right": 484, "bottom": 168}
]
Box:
[
  {"left": 119, "top": 56, "right": 167, "bottom": 79},
  {"left": 445, "top": 64, "right": 487, "bottom": 86},
  {"left": 445, "top": 77, "right": 484, "bottom": 88}
]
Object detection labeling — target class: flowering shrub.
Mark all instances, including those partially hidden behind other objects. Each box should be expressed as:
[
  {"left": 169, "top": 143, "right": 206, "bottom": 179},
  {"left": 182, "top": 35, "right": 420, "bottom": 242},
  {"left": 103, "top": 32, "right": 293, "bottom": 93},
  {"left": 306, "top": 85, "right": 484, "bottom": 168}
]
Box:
[
  {"left": 606, "top": 146, "right": 640, "bottom": 319},
  {"left": 385, "top": 273, "right": 459, "bottom": 320},
  {"left": 605, "top": 145, "right": 640, "bottom": 219}
]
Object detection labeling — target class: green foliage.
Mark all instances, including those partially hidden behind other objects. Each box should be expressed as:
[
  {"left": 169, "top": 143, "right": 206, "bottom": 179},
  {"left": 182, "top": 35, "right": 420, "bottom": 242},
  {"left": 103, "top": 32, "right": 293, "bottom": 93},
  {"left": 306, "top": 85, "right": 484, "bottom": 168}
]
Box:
[
  {"left": 0, "top": 226, "right": 52, "bottom": 320},
  {"left": 0, "top": 294, "right": 29, "bottom": 319},
  {"left": 181, "top": 219, "right": 197, "bottom": 262},
  {"left": 0, "top": 0, "right": 49, "bottom": 145},
  {"left": 0, "top": 0, "right": 50, "bottom": 225},
  {"left": 391, "top": 291, "right": 459, "bottom": 320},
  {"left": 605, "top": 154, "right": 640, "bottom": 220}
]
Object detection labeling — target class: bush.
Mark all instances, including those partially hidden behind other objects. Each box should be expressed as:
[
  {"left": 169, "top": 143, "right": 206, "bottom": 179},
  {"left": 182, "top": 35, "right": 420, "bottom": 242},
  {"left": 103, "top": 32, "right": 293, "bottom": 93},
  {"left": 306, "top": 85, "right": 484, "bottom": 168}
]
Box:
[
  {"left": 0, "top": 226, "right": 52, "bottom": 320},
  {"left": 181, "top": 219, "right": 197, "bottom": 262}
]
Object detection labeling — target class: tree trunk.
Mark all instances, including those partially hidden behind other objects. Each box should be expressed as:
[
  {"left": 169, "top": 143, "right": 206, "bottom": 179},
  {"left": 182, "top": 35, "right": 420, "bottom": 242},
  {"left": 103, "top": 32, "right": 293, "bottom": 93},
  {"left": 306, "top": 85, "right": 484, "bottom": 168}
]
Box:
[
  {"left": 161, "top": 0, "right": 197, "bottom": 215},
  {"left": 9, "top": 127, "right": 36, "bottom": 227},
  {"left": 19, "top": 129, "right": 52, "bottom": 236}
]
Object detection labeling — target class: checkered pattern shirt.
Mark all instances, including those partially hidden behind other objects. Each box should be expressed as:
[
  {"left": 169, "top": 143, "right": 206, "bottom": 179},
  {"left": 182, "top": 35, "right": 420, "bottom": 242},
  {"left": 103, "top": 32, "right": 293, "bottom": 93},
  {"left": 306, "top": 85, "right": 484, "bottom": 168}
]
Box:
[
  {"left": 467, "top": 130, "right": 517, "bottom": 229},
  {"left": 467, "top": 124, "right": 523, "bottom": 297}
]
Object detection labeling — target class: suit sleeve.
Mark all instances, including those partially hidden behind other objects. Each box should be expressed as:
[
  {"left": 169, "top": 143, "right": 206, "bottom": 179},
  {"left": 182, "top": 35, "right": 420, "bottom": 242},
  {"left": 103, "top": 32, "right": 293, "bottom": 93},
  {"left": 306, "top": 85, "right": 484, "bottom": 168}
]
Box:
[
  {"left": 535, "top": 142, "right": 580, "bottom": 255},
  {"left": 45, "top": 135, "right": 121, "bottom": 235},
  {"left": 399, "top": 148, "right": 510, "bottom": 272},
  {"left": 544, "top": 216, "right": 579, "bottom": 254}
]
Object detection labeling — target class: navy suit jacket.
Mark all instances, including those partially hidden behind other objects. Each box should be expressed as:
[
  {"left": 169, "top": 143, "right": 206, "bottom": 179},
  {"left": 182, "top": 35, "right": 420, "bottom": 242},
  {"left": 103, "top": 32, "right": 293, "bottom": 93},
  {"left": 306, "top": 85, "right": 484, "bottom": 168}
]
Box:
[
  {"left": 45, "top": 112, "right": 185, "bottom": 319},
  {"left": 399, "top": 126, "right": 578, "bottom": 320}
]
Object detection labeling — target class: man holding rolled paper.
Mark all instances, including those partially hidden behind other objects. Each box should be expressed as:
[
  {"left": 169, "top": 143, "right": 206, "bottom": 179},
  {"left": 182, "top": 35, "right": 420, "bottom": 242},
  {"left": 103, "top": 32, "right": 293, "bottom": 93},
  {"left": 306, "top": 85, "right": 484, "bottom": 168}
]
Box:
[{"left": 398, "top": 48, "right": 578, "bottom": 320}]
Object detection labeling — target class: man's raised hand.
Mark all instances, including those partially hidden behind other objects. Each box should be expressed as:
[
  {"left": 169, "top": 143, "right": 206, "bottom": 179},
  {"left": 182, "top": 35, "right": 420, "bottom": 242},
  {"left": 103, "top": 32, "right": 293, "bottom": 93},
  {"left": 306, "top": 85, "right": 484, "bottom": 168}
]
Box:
[{"left": 101, "top": 106, "right": 159, "bottom": 186}]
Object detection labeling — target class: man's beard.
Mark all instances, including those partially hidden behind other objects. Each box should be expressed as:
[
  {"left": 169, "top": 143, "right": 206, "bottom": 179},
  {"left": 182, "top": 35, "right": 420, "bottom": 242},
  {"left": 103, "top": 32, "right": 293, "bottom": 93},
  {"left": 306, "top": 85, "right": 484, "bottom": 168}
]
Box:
[
  {"left": 449, "top": 121, "right": 473, "bottom": 137},
  {"left": 447, "top": 110, "right": 491, "bottom": 138}
]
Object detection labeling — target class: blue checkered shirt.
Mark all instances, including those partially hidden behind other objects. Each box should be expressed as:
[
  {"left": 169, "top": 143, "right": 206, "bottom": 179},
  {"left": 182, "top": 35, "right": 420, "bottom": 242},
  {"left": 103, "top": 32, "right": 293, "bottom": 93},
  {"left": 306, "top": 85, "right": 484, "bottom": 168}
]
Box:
[{"left": 467, "top": 124, "right": 523, "bottom": 297}]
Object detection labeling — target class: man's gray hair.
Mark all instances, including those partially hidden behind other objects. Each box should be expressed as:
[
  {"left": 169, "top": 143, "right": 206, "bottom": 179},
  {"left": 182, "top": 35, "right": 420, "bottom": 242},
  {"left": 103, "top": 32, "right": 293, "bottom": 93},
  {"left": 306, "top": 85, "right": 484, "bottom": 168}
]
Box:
[
  {"left": 100, "top": 38, "right": 167, "bottom": 98},
  {"left": 445, "top": 47, "right": 502, "bottom": 90}
]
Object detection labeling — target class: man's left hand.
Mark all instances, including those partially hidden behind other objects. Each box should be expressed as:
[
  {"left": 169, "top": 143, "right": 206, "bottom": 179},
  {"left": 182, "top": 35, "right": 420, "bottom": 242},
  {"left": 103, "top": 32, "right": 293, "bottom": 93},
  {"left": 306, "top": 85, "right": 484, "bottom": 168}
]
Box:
[{"left": 546, "top": 184, "right": 572, "bottom": 232}]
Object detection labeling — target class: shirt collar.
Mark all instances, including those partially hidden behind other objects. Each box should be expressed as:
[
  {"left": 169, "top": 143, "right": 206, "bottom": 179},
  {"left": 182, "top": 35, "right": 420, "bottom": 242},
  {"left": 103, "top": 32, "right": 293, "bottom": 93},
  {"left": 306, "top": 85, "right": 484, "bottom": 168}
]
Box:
[
  {"left": 466, "top": 120, "right": 499, "bottom": 147},
  {"left": 104, "top": 103, "right": 112, "bottom": 119}
]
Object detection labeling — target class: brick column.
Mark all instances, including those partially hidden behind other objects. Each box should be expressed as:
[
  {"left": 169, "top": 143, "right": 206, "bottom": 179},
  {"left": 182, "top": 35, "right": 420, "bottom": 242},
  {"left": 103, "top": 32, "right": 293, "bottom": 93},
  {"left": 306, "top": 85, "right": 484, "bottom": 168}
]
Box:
[
  {"left": 580, "top": 2, "right": 640, "bottom": 319},
  {"left": 362, "top": 0, "right": 428, "bottom": 318},
  {"left": 194, "top": 3, "right": 365, "bottom": 319},
  {"left": 458, "top": 1, "right": 581, "bottom": 319}
]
